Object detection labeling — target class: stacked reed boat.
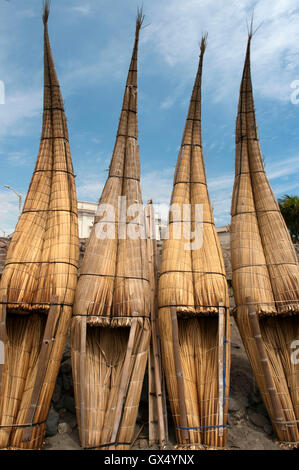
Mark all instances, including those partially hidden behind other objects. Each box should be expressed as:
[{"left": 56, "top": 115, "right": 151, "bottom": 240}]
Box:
[
  {"left": 231, "top": 31, "right": 299, "bottom": 447},
  {"left": 71, "top": 11, "right": 151, "bottom": 450},
  {"left": 158, "top": 37, "right": 230, "bottom": 450},
  {"left": 0, "top": 2, "right": 79, "bottom": 449}
]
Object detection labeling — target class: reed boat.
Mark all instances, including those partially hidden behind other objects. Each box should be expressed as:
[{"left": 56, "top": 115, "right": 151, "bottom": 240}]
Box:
[
  {"left": 71, "top": 11, "right": 151, "bottom": 450},
  {"left": 0, "top": 2, "right": 79, "bottom": 449},
  {"left": 158, "top": 36, "right": 230, "bottom": 450},
  {"left": 231, "top": 31, "right": 299, "bottom": 447}
]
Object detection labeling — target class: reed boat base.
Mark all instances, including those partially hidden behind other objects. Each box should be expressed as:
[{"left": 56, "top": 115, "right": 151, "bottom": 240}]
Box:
[
  {"left": 235, "top": 306, "right": 299, "bottom": 445},
  {"left": 0, "top": 297, "right": 71, "bottom": 449},
  {"left": 159, "top": 306, "right": 231, "bottom": 449},
  {"left": 71, "top": 316, "right": 150, "bottom": 449}
]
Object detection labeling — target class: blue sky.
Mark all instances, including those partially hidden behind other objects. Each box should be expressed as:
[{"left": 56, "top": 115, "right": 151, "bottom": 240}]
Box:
[{"left": 0, "top": 0, "right": 299, "bottom": 234}]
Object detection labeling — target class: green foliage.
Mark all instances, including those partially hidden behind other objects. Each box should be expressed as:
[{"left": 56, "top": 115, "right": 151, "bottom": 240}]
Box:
[{"left": 278, "top": 194, "right": 299, "bottom": 242}]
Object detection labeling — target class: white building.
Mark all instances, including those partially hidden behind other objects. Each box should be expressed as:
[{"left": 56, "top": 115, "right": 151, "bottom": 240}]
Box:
[
  {"left": 216, "top": 225, "right": 230, "bottom": 244},
  {"left": 78, "top": 201, "right": 98, "bottom": 239}
]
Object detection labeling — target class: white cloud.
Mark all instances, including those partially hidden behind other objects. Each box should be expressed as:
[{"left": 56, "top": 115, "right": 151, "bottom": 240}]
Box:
[
  {"left": 267, "top": 155, "right": 299, "bottom": 179},
  {"left": 141, "top": 0, "right": 299, "bottom": 103},
  {"left": 141, "top": 168, "right": 173, "bottom": 206},
  {"left": 0, "top": 88, "right": 42, "bottom": 137},
  {"left": 0, "top": 4, "right": 43, "bottom": 138},
  {"left": 17, "top": 8, "right": 37, "bottom": 19},
  {"left": 272, "top": 180, "right": 299, "bottom": 196},
  {"left": 76, "top": 173, "right": 105, "bottom": 201},
  {"left": 160, "top": 96, "right": 175, "bottom": 110},
  {"left": 208, "top": 174, "right": 234, "bottom": 192},
  {"left": 0, "top": 190, "right": 22, "bottom": 235},
  {"left": 62, "top": 38, "right": 128, "bottom": 92},
  {"left": 1, "top": 151, "right": 31, "bottom": 166},
  {"left": 72, "top": 5, "right": 91, "bottom": 16}
]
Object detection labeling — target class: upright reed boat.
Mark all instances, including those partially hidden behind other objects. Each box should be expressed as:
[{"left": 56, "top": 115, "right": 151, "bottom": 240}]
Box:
[
  {"left": 158, "top": 37, "right": 230, "bottom": 450},
  {"left": 71, "top": 11, "right": 151, "bottom": 450},
  {"left": 231, "top": 31, "right": 299, "bottom": 447},
  {"left": 0, "top": 2, "right": 79, "bottom": 449}
]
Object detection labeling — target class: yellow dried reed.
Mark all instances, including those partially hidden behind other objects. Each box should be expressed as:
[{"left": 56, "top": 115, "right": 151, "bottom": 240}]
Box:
[
  {"left": 73, "top": 9, "right": 149, "bottom": 328},
  {"left": 231, "top": 33, "right": 299, "bottom": 446},
  {"left": 158, "top": 36, "right": 230, "bottom": 449},
  {"left": 71, "top": 10, "right": 151, "bottom": 450},
  {"left": 0, "top": 2, "right": 79, "bottom": 449}
]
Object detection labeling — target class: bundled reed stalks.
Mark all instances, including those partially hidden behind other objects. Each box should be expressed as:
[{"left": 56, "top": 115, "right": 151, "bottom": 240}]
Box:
[
  {"left": 71, "top": 10, "right": 151, "bottom": 450},
  {"left": 0, "top": 1, "right": 79, "bottom": 450},
  {"left": 231, "top": 30, "right": 299, "bottom": 446},
  {"left": 146, "top": 202, "right": 168, "bottom": 448},
  {"left": 158, "top": 36, "right": 230, "bottom": 450}
]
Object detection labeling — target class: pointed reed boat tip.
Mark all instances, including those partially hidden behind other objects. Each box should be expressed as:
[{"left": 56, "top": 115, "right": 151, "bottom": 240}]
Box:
[
  {"left": 42, "top": 0, "right": 50, "bottom": 24},
  {"left": 200, "top": 32, "right": 208, "bottom": 56},
  {"left": 247, "top": 9, "right": 262, "bottom": 42},
  {"left": 247, "top": 9, "right": 254, "bottom": 40},
  {"left": 136, "top": 6, "right": 145, "bottom": 35}
]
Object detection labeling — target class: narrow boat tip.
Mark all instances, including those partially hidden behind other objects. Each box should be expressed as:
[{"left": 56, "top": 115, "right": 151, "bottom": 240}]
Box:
[
  {"left": 136, "top": 6, "right": 145, "bottom": 35},
  {"left": 43, "top": 0, "right": 50, "bottom": 25},
  {"left": 247, "top": 9, "right": 263, "bottom": 42},
  {"left": 200, "top": 33, "right": 208, "bottom": 56}
]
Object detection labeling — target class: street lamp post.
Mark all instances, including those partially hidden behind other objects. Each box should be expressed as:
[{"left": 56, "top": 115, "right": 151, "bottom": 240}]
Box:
[{"left": 3, "top": 185, "right": 22, "bottom": 218}]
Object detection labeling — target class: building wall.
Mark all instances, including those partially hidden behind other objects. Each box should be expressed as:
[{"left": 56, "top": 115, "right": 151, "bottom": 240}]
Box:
[
  {"left": 216, "top": 225, "right": 231, "bottom": 245},
  {"left": 78, "top": 201, "right": 97, "bottom": 239},
  {"left": 0, "top": 237, "right": 9, "bottom": 275}
]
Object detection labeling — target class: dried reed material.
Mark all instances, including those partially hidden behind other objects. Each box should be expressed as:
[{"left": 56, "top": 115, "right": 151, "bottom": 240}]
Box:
[
  {"left": 230, "top": 38, "right": 275, "bottom": 316},
  {"left": 146, "top": 202, "right": 168, "bottom": 448},
  {"left": 235, "top": 311, "right": 299, "bottom": 444},
  {"left": 71, "top": 10, "right": 151, "bottom": 450},
  {"left": 0, "top": 2, "right": 78, "bottom": 312},
  {"left": 0, "top": 2, "right": 79, "bottom": 449},
  {"left": 158, "top": 36, "right": 230, "bottom": 448},
  {"left": 0, "top": 307, "right": 72, "bottom": 449},
  {"left": 72, "top": 317, "right": 150, "bottom": 450},
  {"left": 159, "top": 311, "right": 230, "bottom": 449},
  {"left": 73, "top": 9, "right": 149, "bottom": 328},
  {"left": 159, "top": 36, "right": 227, "bottom": 317},
  {"left": 231, "top": 33, "right": 299, "bottom": 446}
]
